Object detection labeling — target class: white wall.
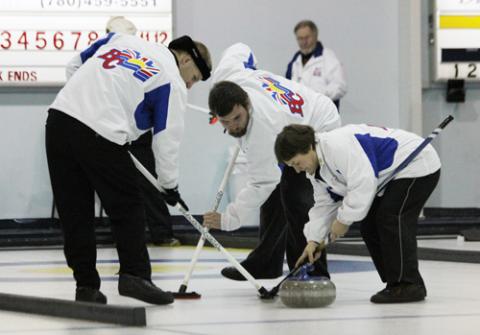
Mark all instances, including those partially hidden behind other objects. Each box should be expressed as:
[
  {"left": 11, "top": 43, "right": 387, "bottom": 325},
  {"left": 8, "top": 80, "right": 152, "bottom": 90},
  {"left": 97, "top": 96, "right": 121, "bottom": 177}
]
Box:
[
  {"left": 0, "top": 0, "right": 475, "bottom": 219},
  {"left": 177, "top": 0, "right": 403, "bottom": 126},
  {"left": 421, "top": 0, "right": 480, "bottom": 207},
  {"left": 0, "top": 90, "right": 56, "bottom": 218}
]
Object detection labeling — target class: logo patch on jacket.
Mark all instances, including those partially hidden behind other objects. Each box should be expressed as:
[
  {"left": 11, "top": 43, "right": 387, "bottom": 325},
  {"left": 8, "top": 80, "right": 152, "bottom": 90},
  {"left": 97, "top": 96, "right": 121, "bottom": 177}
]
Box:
[
  {"left": 313, "top": 67, "right": 322, "bottom": 76},
  {"left": 97, "top": 48, "right": 160, "bottom": 82},
  {"left": 258, "top": 76, "right": 304, "bottom": 117}
]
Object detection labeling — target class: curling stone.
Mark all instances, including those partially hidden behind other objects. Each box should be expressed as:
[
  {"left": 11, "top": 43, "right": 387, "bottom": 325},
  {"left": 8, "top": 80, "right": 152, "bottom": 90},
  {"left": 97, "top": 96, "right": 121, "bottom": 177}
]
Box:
[{"left": 278, "top": 264, "right": 336, "bottom": 308}]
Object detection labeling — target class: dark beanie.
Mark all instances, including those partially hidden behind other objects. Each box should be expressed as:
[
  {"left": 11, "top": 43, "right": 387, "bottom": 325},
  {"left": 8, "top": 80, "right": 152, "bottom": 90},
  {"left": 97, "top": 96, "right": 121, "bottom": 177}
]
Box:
[{"left": 169, "top": 35, "right": 210, "bottom": 81}]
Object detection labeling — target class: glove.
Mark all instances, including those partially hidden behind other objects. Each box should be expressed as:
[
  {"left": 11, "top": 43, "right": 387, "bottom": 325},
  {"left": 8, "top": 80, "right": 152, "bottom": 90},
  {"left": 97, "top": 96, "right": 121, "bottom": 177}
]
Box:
[{"left": 162, "top": 186, "right": 189, "bottom": 211}]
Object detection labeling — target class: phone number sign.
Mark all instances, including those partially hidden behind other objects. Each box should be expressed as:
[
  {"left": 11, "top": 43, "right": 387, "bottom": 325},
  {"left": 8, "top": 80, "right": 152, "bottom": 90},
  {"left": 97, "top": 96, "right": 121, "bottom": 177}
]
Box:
[{"left": 0, "top": 0, "right": 172, "bottom": 86}]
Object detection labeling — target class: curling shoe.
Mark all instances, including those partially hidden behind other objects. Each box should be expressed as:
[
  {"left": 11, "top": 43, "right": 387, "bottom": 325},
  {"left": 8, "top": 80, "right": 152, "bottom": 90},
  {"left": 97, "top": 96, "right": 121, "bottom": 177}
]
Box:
[
  {"left": 370, "top": 283, "right": 426, "bottom": 303},
  {"left": 118, "top": 273, "right": 174, "bottom": 305},
  {"left": 75, "top": 287, "right": 107, "bottom": 304}
]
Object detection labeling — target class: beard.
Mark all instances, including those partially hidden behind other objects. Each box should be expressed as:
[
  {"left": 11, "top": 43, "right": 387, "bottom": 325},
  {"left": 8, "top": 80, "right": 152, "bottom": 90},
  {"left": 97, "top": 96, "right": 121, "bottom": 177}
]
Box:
[
  {"left": 229, "top": 127, "right": 248, "bottom": 138},
  {"left": 227, "top": 113, "right": 250, "bottom": 138}
]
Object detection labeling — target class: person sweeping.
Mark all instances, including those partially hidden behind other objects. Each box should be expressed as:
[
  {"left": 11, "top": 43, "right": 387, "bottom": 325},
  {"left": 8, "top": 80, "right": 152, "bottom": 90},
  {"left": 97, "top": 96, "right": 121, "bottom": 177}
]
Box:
[{"left": 274, "top": 124, "right": 441, "bottom": 303}]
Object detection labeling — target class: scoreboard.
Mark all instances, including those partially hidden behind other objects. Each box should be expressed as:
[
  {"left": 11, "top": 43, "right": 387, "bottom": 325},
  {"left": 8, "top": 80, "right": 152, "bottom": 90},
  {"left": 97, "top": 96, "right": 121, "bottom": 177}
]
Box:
[
  {"left": 0, "top": 0, "right": 172, "bottom": 86},
  {"left": 434, "top": 0, "right": 480, "bottom": 81}
]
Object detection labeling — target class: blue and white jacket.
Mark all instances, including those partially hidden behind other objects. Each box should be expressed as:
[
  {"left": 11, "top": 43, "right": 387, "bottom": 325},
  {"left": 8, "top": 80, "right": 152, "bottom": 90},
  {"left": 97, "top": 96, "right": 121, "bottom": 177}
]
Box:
[
  {"left": 304, "top": 124, "right": 441, "bottom": 243},
  {"left": 286, "top": 42, "right": 347, "bottom": 103},
  {"left": 50, "top": 32, "right": 187, "bottom": 189}
]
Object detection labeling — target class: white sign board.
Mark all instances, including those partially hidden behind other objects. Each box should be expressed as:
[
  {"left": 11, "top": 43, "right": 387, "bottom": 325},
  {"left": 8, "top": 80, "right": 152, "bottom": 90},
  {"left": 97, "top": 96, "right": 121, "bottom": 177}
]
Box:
[
  {"left": 434, "top": 0, "right": 480, "bottom": 81},
  {"left": 0, "top": 0, "right": 172, "bottom": 86}
]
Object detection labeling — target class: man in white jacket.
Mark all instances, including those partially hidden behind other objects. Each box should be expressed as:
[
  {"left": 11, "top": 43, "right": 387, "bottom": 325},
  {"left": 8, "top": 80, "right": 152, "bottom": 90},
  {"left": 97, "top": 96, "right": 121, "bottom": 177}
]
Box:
[
  {"left": 286, "top": 20, "right": 346, "bottom": 110},
  {"left": 203, "top": 43, "right": 340, "bottom": 281},
  {"left": 274, "top": 124, "right": 441, "bottom": 303},
  {"left": 46, "top": 33, "right": 211, "bottom": 305}
]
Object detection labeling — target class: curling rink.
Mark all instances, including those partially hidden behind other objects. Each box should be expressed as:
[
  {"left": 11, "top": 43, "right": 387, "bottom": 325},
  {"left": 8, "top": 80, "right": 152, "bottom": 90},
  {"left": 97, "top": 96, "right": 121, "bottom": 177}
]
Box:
[{"left": 0, "top": 243, "right": 479, "bottom": 335}]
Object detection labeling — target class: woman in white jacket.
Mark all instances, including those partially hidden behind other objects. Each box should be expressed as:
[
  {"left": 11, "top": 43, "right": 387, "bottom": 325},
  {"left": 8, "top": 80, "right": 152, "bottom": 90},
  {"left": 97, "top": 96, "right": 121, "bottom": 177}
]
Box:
[{"left": 274, "top": 124, "right": 441, "bottom": 304}]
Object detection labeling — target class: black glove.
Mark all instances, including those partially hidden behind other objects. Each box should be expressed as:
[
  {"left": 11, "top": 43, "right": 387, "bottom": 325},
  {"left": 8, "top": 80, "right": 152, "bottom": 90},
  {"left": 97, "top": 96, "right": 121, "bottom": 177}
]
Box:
[{"left": 162, "top": 186, "right": 189, "bottom": 211}]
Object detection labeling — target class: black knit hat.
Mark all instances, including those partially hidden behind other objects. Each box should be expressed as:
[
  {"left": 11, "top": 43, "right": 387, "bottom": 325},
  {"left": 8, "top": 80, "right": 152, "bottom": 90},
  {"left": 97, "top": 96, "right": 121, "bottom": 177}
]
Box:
[{"left": 169, "top": 35, "right": 211, "bottom": 81}]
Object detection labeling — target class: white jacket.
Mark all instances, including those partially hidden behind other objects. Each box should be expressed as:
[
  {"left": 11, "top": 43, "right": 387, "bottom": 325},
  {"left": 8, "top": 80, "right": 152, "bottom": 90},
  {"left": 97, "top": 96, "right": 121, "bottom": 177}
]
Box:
[
  {"left": 212, "top": 43, "right": 341, "bottom": 231},
  {"left": 286, "top": 42, "right": 347, "bottom": 102},
  {"left": 50, "top": 32, "right": 187, "bottom": 190},
  {"left": 304, "top": 124, "right": 441, "bottom": 243}
]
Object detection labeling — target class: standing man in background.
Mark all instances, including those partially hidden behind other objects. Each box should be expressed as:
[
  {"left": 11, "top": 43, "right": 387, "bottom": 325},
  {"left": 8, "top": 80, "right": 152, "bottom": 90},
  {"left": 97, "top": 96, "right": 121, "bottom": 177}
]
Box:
[
  {"left": 47, "top": 26, "right": 211, "bottom": 305},
  {"left": 286, "top": 20, "right": 347, "bottom": 110}
]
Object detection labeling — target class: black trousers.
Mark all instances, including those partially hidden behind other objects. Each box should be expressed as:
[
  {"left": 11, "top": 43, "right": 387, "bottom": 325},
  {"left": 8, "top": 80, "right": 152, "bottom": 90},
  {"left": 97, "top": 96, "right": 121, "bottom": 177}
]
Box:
[
  {"left": 359, "top": 170, "right": 441, "bottom": 288},
  {"left": 241, "top": 166, "right": 329, "bottom": 277},
  {"left": 45, "top": 109, "right": 151, "bottom": 289},
  {"left": 129, "top": 132, "right": 174, "bottom": 240}
]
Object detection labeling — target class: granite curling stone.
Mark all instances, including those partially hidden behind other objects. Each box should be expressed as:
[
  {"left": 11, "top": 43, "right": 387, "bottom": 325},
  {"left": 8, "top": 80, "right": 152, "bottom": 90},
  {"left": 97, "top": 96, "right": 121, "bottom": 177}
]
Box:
[{"left": 278, "top": 264, "right": 336, "bottom": 308}]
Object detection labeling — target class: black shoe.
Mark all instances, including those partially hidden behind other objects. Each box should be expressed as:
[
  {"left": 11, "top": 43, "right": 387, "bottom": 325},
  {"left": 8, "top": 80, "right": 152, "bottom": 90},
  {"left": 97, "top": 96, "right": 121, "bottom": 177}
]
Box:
[
  {"left": 75, "top": 287, "right": 107, "bottom": 304},
  {"left": 220, "top": 266, "right": 282, "bottom": 281},
  {"left": 118, "top": 273, "right": 174, "bottom": 305},
  {"left": 370, "top": 283, "right": 426, "bottom": 303}
]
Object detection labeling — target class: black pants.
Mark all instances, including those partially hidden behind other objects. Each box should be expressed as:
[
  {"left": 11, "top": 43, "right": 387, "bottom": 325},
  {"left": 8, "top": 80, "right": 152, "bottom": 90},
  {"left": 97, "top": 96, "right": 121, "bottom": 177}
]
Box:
[
  {"left": 241, "top": 166, "right": 329, "bottom": 277},
  {"left": 359, "top": 170, "right": 441, "bottom": 288},
  {"left": 129, "top": 132, "right": 174, "bottom": 241},
  {"left": 45, "top": 109, "right": 151, "bottom": 289}
]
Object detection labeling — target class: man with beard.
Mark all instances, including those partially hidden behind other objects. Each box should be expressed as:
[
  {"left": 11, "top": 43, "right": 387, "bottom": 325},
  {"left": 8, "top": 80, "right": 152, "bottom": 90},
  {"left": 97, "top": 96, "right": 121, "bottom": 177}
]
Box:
[{"left": 203, "top": 43, "right": 340, "bottom": 281}]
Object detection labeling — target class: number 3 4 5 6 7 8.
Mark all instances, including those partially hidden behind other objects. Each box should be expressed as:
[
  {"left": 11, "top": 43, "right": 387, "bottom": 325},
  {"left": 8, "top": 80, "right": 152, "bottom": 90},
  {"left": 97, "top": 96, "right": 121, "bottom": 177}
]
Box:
[
  {"left": 0, "top": 30, "right": 100, "bottom": 51},
  {"left": 0, "top": 30, "right": 168, "bottom": 51}
]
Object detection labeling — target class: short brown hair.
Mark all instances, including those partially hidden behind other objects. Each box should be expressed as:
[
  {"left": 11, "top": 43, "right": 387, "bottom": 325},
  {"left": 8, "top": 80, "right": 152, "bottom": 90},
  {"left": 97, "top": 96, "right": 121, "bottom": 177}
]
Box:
[
  {"left": 294, "top": 20, "right": 318, "bottom": 36},
  {"left": 209, "top": 81, "right": 250, "bottom": 117},
  {"left": 275, "top": 124, "right": 316, "bottom": 162}
]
